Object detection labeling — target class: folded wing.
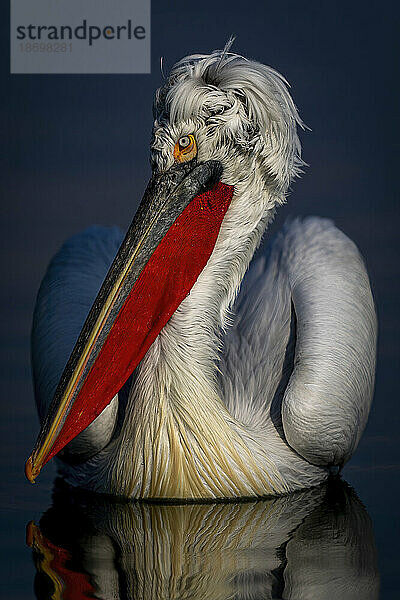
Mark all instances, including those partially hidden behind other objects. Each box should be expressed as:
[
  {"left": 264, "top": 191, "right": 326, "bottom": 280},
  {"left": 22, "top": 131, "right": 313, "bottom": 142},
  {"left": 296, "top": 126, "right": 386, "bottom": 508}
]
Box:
[{"left": 221, "top": 217, "right": 377, "bottom": 467}]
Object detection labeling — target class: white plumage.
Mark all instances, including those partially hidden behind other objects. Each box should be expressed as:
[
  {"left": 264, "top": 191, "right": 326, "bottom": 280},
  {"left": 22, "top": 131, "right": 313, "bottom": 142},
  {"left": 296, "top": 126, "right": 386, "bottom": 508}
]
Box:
[{"left": 31, "top": 50, "right": 377, "bottom": 499}]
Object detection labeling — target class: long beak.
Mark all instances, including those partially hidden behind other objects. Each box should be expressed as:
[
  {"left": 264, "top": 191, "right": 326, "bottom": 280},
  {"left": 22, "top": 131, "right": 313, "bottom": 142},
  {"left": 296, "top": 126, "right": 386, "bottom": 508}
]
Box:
[{"left": 25, "top": 159, "right": 233, "bottom": 483}]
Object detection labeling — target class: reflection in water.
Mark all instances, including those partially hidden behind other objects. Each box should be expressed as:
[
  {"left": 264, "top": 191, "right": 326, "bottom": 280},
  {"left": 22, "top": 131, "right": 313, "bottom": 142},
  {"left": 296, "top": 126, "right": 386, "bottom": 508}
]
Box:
[{"left": 27, "top": 478, "right": 379, "bottom": 599}]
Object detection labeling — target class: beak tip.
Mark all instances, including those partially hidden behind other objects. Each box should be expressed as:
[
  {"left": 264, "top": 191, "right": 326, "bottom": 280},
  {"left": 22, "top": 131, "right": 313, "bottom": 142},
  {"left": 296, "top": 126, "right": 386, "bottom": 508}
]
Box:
[
  {"left": 26, "top": 520, "right": 36, "bottom": 547},
  {"left": 25, "top": 455, "right": 38, "bottom": 484}
]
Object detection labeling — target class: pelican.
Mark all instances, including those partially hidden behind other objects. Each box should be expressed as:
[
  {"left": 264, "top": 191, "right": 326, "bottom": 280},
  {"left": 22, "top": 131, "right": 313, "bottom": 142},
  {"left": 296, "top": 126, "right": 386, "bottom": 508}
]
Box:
[{"left": 25, "top": 49, "right": 377, "bottom": 500}]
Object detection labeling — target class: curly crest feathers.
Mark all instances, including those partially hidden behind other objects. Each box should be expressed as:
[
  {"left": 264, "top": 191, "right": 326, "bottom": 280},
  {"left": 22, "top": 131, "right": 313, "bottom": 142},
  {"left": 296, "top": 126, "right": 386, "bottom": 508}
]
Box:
[{"left": 154, "top": 49, "right": 306, "bottom": 193}]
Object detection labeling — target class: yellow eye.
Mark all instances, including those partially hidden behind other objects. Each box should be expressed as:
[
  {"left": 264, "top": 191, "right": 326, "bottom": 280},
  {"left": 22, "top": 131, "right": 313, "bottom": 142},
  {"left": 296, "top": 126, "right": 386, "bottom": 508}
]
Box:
[{"left": 173, "top": 134, "right": 197, "bottom": 163}]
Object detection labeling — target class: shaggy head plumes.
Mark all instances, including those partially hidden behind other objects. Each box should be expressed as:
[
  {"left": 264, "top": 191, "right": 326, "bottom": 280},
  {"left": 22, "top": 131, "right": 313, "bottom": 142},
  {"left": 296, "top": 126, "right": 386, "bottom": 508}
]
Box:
[{"left": 151, "top": 50, "right": 305, "bottom": 201}]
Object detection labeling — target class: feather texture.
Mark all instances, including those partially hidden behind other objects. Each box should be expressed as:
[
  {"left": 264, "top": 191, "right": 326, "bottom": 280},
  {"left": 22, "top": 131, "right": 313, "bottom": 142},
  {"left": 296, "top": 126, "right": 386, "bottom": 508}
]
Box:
[{"left": 221, "top": 217, "right": 377, "bottom": 467}]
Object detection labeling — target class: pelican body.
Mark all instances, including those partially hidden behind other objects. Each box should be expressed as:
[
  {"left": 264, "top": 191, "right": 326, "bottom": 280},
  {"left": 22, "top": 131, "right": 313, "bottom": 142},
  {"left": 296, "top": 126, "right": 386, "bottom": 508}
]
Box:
[{"left": 26, "top": 51, "right": 377, "bottom": 499}]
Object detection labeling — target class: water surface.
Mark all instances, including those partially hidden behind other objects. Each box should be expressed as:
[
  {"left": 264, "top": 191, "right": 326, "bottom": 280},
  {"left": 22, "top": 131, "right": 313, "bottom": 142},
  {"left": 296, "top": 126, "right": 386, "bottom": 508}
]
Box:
[{"left": 27, "top": 478, "right": 379, "bottom": 599}]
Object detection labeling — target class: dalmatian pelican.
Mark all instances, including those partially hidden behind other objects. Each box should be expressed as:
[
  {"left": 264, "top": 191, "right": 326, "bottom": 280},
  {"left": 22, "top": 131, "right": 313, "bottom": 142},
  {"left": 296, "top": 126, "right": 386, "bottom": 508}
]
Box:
[{"left": 25, "top": 50, "right": 377, "bottom": 499}]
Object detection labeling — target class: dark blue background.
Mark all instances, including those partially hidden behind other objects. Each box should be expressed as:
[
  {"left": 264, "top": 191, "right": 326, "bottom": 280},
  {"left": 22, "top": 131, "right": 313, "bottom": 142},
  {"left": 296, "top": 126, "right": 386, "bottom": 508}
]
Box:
[{"left": 1, "top": 1, "right": 399, "bottom": 597}]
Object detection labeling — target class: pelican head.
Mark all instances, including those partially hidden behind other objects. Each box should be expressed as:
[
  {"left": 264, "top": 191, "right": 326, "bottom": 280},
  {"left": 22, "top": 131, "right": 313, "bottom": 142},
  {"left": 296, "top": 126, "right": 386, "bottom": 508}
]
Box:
[
  {"left": 26, "top": 50, "right": 307, "bottom": 489},
  {"left": 152, "top": 50, "right": 305, "bottom": 206}
]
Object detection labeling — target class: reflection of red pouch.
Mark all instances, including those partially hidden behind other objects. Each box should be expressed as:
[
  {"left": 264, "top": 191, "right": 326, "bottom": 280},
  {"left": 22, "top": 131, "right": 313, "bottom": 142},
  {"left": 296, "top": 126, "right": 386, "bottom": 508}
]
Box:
[{"left": 27, "top": 520, "right": 95, "bottom": 600}]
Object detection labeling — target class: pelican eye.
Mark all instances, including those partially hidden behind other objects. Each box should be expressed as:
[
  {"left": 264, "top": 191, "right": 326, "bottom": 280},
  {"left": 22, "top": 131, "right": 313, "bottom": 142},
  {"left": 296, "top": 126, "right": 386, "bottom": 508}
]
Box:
[
  {"left": 179, "top": 136, "right": 191, "bottom": 148},
  {"left": 173, "top": 134, "right": 197, "bottom": 163}
]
